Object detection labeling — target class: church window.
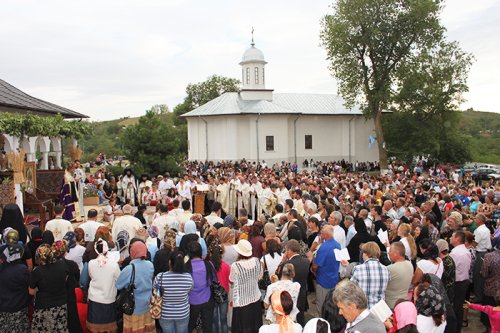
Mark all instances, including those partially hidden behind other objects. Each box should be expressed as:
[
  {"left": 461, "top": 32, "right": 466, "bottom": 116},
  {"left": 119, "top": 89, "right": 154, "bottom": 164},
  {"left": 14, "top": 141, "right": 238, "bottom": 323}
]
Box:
[
  {"left": 262, "top": 68, "right": 265, "bottom": 84},
  {"left": 266, "top": 136, "right": 274, "bottom": 151},
  {"left": 305, "top": 135, "right": 312, "bottom": 149},
  {"left": 255, "top": 67, "right": 259, "bottom": 84},
  {"left": 246, "top": 68, "right": 250, "bottom": 84}
]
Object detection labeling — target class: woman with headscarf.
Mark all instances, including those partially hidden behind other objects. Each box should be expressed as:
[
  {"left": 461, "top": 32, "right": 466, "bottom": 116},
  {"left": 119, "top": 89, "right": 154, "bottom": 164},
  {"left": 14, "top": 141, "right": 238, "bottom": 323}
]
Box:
[
  {"left": 218, "top": 226, "right": 238, "bottom": 265},
  {"left": 302, "top": 318, "right": 330, "bottom": 333},
  {"left": 64, "top": 231, "right": 86, "bottom": 272},
  {"left": 386, "top": 301, "right": 419, "bottom": 333},
  {"left": 87, "top": 239, "right": 121, "bottom": 333},
  {"left": 414, "top": 280, "right": 447, "bottom": 333},
  {"left": 42, "top": 229, "right": 55, "bottom": 246},
  {"left": 153, "top": 230, "right": 176, "bottom": 276},
  {"left": 29, "top": 244, "right": 70, "bottom": 333},
  {"left": 259, "top": 290, "right": 302, "bottom": 333},
  {"left": 116, "top": 241, "right": 155, "bottom": 333},
  {"left": 178, "top": 220, "right": 207, "bottom": 258},
  {"left": 347, "top": 217, "right": 373, "bottom": 263},
  {"left": 414, "top": 224, "right": 429, "bottom": 257},
  {"left": 53, "top": 240, "right": 83, "bottom": 333},
  {"left": 2, "top": 227, "right": 33, "bottom": 271},
  {"left": 0, "top": 243, "right": 30, "bottom": 333},
  {"left": 28, "top": 227, "right": 44, "bottom": 258},
  {"left": 0, "top": 203, "right": 28, "bottom": 244},
  {"left": 145, "top": 225, "right": 160, "bottom": 260}
]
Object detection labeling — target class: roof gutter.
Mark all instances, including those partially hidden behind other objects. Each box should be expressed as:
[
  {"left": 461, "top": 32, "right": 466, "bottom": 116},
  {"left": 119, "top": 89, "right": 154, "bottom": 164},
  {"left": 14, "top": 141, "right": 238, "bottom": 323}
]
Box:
[
  {"left": 256, "top": 113, "right": 261, "bottom": 162},
  {"left": 199, "top": 116, "right": 208, "bottom": 161},
  {"left": 348, "top": 116, "right": 355, "bottom": 164},
  {"left": 293, "top": 114, "right": 301, "bottom": 164}
]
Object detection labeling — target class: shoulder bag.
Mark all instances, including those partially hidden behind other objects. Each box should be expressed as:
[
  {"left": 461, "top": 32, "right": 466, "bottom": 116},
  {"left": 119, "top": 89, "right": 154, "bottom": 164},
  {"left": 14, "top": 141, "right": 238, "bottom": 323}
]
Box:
[
  {"left": 116, "top": 263, "right": 136, "bottom": 315},
  {"left": 149, "top": 273, "right": 163, "bottom": 319},
  {"left": 258, "top": 255, "right": 272, "bottom": 290}
]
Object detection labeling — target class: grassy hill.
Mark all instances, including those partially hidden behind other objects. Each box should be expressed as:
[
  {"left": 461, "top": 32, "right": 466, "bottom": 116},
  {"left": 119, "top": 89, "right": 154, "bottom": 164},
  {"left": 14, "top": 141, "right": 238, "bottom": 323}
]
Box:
[
  {"left": 458, "top": 110, "right": 500, "bottom": 164},
  {"left": 80, "top": 110, "right": 500, "bottom": 164}
]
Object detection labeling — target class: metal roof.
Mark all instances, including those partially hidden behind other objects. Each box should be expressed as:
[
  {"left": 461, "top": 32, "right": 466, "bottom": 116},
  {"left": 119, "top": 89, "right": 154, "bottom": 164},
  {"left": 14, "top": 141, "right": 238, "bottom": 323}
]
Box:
[
  {"left": 0, "top": 79, "right": 88, "bottom": 118},
  {"left": 181, "top": 92, "right": 363, "bottom": 117}
]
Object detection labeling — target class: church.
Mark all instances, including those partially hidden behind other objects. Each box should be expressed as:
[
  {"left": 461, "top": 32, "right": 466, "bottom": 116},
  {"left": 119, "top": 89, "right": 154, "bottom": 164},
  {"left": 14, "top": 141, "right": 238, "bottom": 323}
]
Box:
[{"left": 182, "top": 40, "right": 379, "bottom": 165}]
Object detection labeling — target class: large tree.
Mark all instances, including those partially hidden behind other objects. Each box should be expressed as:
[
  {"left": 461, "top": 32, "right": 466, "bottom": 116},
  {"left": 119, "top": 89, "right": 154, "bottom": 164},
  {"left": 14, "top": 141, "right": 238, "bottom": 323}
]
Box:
[
  {"left": 320, "top": 0, "right": 471, "bottom": 171},
  {"left": 173, "top": 74, "right": 240, "bottom": 125},
  {"left": 122, "top": 107, "right": 182, "bottom": 175}
]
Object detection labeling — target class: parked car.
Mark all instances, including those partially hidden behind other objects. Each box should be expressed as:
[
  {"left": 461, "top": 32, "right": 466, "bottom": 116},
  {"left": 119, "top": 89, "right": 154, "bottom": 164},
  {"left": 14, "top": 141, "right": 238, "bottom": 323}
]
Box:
[{"left": 471, "top": 168, "right": 500, "bottom": 181}]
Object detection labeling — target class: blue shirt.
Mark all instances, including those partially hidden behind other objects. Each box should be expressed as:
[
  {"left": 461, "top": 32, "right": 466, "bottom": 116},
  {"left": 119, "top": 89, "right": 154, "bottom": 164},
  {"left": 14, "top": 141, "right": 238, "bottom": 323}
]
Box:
[
  {"left": 314, "top": 238, "right": 341, "bottom": 289},
  {"left": 116, "top": 259, "right": 154, "bottom": 315}
]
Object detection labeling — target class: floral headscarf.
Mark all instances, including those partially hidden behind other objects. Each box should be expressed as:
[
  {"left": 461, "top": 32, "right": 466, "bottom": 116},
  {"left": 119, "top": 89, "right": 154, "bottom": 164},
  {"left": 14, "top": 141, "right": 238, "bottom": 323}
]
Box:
[
  {"left": 218, "top": 227, "right": 235, "bottom": 245},
  {"left": 52, "top": 240, "right": 68, "bottom": 259},
  {"left": 94, "top": 226, "right": 111, "bottom": 243},
  {"left": 163, "top": 230, "right": 177, "bottom": 251},
  {"left": 0, "top": 243, "right": 24, "bottom": 264},
  {"left": 416, "top": 284, "right": 445, "bottom": 317},
  {"left": 63, "top": 231, "right": 77, "bottom": 249},
  {"left": 35, "top": 244, "right": 56, "bottom": 266},
  {"left": 147, "top": 225, "right": 159, "bottom": 239}
]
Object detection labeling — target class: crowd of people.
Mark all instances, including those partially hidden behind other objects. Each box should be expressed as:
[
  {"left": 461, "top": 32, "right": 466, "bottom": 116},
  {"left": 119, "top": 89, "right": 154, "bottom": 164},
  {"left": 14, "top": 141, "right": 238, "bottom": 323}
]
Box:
[{"left": 0, "top": 158, "right": 499, "bottom": 333}]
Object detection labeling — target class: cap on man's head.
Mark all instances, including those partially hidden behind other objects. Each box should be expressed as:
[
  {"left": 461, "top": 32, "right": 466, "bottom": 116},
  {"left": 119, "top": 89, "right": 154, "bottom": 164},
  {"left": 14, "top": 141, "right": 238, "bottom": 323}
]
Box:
[{"left": 436, "top": 239, "right": 449, "bottom": 253}]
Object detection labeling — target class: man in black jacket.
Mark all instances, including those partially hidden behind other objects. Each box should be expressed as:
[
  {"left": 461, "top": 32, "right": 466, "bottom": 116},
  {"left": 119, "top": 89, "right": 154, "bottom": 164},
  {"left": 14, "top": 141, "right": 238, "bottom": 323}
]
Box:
[{"left": 278, "top": 239, "right": 310, "bottom": 326}]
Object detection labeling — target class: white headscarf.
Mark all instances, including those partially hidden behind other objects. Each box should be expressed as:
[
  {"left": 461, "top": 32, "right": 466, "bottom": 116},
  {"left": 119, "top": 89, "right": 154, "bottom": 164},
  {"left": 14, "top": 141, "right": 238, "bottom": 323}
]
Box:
[
  {"left": 94, "top": 239, "right": 109, "bottom": 267},
  {"left": 302, "top": 318, "right": 331, "bottom": 333}
]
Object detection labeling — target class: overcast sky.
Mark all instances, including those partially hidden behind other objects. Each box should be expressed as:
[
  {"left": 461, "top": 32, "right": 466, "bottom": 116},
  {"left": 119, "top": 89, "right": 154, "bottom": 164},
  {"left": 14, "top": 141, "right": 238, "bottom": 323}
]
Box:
[{"left": 1, "top": 0, "right": 499, "bottom": 120}]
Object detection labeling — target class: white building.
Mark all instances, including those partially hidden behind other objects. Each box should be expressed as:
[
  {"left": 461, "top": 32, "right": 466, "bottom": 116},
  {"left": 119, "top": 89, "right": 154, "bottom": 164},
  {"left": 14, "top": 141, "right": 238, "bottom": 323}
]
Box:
[{"left": 182, "top": 41, "right": 379, "bottom": 165}]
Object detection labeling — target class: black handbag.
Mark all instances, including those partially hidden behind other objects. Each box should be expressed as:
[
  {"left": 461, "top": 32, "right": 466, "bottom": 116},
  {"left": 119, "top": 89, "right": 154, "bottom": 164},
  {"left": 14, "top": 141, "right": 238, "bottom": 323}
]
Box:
[
  {"left": 258, "top": 256, "right": 271, "bottom": 290},
  {"left": 116, "top": 263, "right": 135, "bottom": 315},
  {"left": 206, "top": 261, "right": 227, "bottom": 304}
]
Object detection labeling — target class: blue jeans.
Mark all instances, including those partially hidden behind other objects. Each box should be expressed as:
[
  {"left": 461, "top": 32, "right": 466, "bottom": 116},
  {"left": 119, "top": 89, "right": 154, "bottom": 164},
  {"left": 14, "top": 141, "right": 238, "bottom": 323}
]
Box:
[
  {"left": 159, "top": 317, "right": 189, "bottom": 333},
  {"left": 212, "top": 300, "right": 228, "bottom": 333}
]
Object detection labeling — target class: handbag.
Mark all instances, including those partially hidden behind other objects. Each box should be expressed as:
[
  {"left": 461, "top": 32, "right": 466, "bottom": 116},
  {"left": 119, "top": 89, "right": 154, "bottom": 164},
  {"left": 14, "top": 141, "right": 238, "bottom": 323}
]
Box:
[
  {"left": 258, "top": 256, "right": 272, "bottom": 290},
  {"left": 206, "top": 261, "right": 227, "bottom": 304},
  {"left": 149, "top": 275, "right": 163, "bottom": 319},
  {"left": 116, "top": 263, "right": 135, "bottom": 315}
]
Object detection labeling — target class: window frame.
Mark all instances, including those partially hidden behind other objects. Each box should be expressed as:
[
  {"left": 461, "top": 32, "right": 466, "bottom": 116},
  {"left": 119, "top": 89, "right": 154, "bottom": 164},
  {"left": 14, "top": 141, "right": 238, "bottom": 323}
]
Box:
[{"left": 266, "top": 136, "right": 274, "bottom": 151}]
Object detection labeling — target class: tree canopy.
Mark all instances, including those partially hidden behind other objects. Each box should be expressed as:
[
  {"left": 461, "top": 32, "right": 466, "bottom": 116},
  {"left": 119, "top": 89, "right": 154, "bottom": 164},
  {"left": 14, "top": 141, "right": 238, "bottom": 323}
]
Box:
[
  {"left": 121, "top": 107, "right": 182, "bottom": 175},
  {"left": 320, "top": 0, "right": 473, "bottom": 169},
  {"left": 173, "top": 74, "right": 240, "bottom": 124}
]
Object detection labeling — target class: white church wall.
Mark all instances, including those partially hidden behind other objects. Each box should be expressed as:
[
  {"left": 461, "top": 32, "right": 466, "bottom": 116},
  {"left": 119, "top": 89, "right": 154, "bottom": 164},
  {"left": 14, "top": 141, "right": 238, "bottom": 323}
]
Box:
[
  {"left": 353, "top": 117, "right": 379, "bottom": 162},
  {"left": 258, "top": 115, "right": 290, "bottom": 163}
]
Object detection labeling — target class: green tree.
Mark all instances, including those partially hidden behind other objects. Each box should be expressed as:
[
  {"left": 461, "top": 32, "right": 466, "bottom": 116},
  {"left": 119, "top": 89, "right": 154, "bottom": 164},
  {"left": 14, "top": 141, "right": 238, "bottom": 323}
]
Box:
[
  {"left": 320, "top": 0, "right": 472, "bottom": 170},
  {"left": 383, "top": 41, "right": 473, "bottom": 164},
  {"left": 122, "top": 109, "right": 182, "bottom": 175},
  {"left": 173, "top": 75, "right": 240, "bottom": 125}
]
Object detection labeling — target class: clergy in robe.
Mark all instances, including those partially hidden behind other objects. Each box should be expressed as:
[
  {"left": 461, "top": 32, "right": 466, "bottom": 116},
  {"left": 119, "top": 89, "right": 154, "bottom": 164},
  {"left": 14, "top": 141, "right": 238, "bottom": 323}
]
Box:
[
  {"left": 250, "top": 176, "right": 263, "bottom": 220},
  {"left": 216, "top": 177, "right": 230, "bottom": 215},
  {"left": 59, "top": 162, "right": 80, "bottom": 221},
  {"left": 236, "top": 176, "right": 251, "bottom": 218}
]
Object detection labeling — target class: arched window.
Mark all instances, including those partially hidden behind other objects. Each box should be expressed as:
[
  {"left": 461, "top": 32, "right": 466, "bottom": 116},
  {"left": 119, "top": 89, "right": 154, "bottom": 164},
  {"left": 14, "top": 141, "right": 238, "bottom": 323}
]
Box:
[
  {"left": 246, "top": 68, "right": 250, "bottom": 84},
  {"left": 255, "top": 67, "right": 259, "bottom": 84},
  {"left": 262, "top": 68, "right": 265, "bottom": 84}
]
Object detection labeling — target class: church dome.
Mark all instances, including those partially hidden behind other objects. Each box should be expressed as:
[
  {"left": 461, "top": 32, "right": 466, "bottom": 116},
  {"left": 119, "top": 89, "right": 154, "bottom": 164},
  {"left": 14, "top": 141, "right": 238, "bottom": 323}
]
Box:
[{"left": 240, "top": 45, "right": 267, "bottom": 64}]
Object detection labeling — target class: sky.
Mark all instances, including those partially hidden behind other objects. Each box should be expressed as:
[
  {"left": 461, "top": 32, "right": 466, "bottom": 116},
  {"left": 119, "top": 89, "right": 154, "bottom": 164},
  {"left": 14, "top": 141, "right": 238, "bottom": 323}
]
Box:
[{"left": 1, "top": 0, "right": 499, "bottom": 120}]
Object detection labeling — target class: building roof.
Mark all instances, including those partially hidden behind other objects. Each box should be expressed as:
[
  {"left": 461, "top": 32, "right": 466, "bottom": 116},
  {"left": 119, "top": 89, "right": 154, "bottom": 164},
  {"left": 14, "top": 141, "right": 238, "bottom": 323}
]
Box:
[
  {"left": 0, "top": 79, "right": 88, "bottom": 118},
  {"left": 181, "top": 92, "right": 363, "bottom": 117}
]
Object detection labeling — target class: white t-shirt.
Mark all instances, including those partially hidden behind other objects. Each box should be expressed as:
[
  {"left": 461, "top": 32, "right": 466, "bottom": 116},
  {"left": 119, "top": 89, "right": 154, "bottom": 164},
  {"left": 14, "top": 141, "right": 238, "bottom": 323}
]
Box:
[
  {"left": 78, "top": 220, "right": 104, "bottom": 242},
  {"left": 261, "top": 253, "right": 283, "bottom": 277},
  {"left": 417, "top": 259, "right": 443, "bottom": 278},
  {"left": 45, "top": 218, "right": 73, "bottom": 241},
  {"left": 417, "top": 314, "right": 446, "bottom": 333}
]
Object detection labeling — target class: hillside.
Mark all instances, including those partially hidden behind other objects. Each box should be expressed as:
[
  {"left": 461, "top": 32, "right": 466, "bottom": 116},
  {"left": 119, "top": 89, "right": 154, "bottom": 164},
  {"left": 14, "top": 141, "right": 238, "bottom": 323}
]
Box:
[
  {"left": 79, "top": 110, "right": 500, "bottom": 164},
  {"left": 458, "top": 110, "right": 500, "bottom": 164}
]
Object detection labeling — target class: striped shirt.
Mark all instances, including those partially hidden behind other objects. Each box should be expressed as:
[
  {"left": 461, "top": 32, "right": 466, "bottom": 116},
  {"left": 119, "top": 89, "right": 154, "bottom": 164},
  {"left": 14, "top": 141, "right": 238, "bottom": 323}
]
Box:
[{"left": 154, "top": 272, "right": 193, "bottom": 320}]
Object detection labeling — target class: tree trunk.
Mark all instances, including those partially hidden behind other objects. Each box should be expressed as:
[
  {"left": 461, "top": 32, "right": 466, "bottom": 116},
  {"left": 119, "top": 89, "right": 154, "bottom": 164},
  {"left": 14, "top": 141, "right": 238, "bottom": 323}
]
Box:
[{"left": 373, "top": 111, "right": 389, "bottom": 174}]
